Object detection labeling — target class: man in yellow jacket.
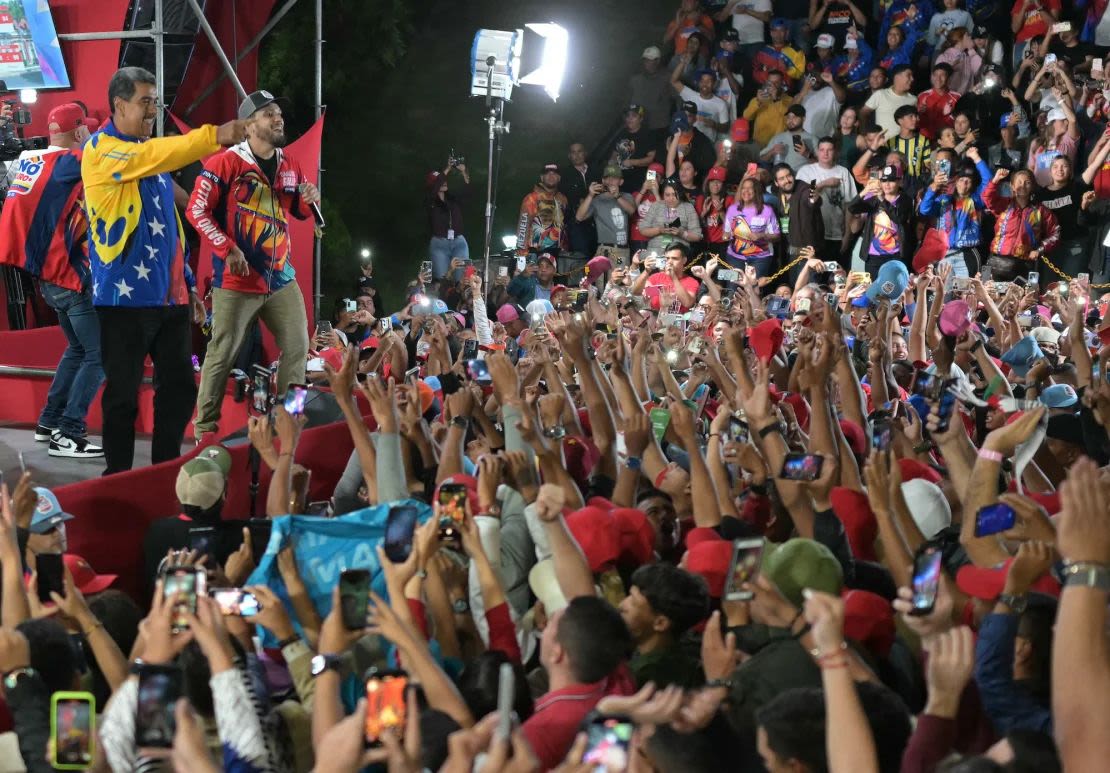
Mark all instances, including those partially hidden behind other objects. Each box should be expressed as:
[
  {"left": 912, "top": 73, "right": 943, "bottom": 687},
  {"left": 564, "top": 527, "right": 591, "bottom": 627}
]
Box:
[{"left": 82, "top": 66, "right": 247, "bottom": 474}]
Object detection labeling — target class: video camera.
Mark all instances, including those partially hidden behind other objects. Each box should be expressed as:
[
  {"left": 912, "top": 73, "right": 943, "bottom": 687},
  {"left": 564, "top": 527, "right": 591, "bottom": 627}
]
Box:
[
  {"left": 229, "top": 363, "right": 279, "bottom": 414},
  {"left": 0, "top": 84, "right": 47, "bottom": 162}
]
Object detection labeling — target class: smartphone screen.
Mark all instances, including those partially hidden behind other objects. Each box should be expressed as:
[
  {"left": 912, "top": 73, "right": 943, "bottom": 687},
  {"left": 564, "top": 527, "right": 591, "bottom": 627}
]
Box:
[
  {"left": 379, "top": 317, "right": 392, "bottom": 334},
  {"left": 283, "top": 383, "right": 308, "bottom": 415},
  {"left": 780, "top": 452, "right": 824, "bottom": 481},
  {"left": 364, "top": 669, "right": 408, "bottom": 746},
  {"left": 383, "top": 505, "right": 420, "bottom": 563},
  {"left": 974, "top": 503, "right": 1017, "bottom": 538},
  {"left": 438, "top": 483, "right": 468, "bottom": 525},
  {"left": 163, "top": 567, "right": 203, "bottom": 633},
  {"left": 573, "top": 291, "right": 588, "bottom": 312},
  {"left": 36, "top": 552, "right": 65, "bottom": 604},
  {"left": 211, "top": 588, "right": 261, "bottom": 617},
  {"left": 980, "top": 265, "right": 992, "bottom": 283},
  {"left": 724, "top": 538, "right": 764, "bottom": 601},
  {"left": 187, "top": 526, "right": 218, "bottom": 567},
  {"left": 339, "top": 569, "right": 371, "bottom": 630},
  {"left": 584, "top": 716, "right": 634, "bottom": 770},
  {"left": 937, "top": 158, "right": 951, "bottom": 176},
  {"left": 136, "top": 664, "right": 182, "bottom": 749},
  {"left": 52, "top": 692, "right": 95, "bottom": 769},
  {"left": 871, "top": 413, "right": 892, "bottom": 453},
  {"left": 420, "top": 260, "right": 432, "bottom": 275},
  {"left": 910, "top": 546, "right": 943, "bottom": 616},
  {"left": 728, "top": 415, "right": 749, "bottom": 445},
  {"left": 461, "top": 339, "right": 479, "bottom": 361},
  {"left": 466, "top": 358, "right": 492, "bottom": 385},
  {"left": 505, "top": 337, "right": 520, "bottom": 363}
]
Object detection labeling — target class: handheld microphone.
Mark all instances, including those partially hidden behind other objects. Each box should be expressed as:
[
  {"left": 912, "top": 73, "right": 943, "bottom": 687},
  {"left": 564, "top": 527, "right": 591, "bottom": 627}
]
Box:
[{"left": 299, "top": 182, "right": 325, "bottom": 228}]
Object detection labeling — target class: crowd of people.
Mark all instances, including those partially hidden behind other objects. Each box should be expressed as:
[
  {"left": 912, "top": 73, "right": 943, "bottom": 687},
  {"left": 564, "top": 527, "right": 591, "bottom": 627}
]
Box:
[{"left": 1, "top": 1, "right": 1110, "bottom": 772}]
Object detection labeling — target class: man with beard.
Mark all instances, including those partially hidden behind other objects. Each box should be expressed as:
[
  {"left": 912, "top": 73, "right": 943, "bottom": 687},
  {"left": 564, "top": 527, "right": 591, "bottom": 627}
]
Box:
[
  {"left": 83, "top": 67, "right": 246, "bottom": 473},
  {"left": 600, "top": 106, "right": 661, "bottom": 194},
  {"left": 187, "top": 90, "right": 319, "bottom": 443},
  {"left": 771, "top": 163, "right": 824, "bottom": 281}
]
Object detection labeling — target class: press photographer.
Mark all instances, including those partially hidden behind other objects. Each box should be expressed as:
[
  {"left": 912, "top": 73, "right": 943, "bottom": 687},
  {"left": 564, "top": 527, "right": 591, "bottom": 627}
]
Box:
[{"left": 425, "top": 150, "right": 471, "bottom": 280}]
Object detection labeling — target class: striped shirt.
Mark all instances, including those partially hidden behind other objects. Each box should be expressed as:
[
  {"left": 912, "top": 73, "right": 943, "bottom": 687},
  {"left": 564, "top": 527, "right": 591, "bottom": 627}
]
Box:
[{"left": 888, "top": 133, "right": 932, "bottom": 181}]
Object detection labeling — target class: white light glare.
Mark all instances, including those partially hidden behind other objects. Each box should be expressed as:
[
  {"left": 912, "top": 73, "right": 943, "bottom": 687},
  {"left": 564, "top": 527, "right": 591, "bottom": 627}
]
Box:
[
  {"left": 18, "top": 88, "right": 36, "bottom": 104},
  {"left": 501, "top": 234, "right": 518, "bottom": 250},
  {"left": 360, "top": 247, "right": 371, "bottom": 259},
  {"left": 520, "top": 23, "right": 568, "bottom": 101}
]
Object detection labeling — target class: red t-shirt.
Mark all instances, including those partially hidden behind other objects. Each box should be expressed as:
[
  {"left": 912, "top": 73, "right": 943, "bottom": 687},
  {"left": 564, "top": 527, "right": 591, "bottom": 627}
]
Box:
[
  {"left": 695, "top": 194, "right": 734, "bottom": 243},
  {"left": 1012, "top": 0, "right": 1060, "bottom": 42},
  {"left": 521, "top": 667, "right": 636, "bottom": 770},
  {"left": 916, "top": 89, "right": 960, "bottom": 140},
  {"left": 645, "top": 272, "right": 701, "bottom": 311},
  {"left": 631, "top": 192, "right": 658, "bottom": 243}
]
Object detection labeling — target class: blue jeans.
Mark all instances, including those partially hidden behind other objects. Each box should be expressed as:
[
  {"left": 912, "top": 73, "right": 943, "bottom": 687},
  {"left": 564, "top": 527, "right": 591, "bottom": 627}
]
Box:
[
  {"left": 38, "top": 283, "right": 104, "bottom": 438},
  {"left": 429, "top": 235, "right": 471, "bottom": 280}
]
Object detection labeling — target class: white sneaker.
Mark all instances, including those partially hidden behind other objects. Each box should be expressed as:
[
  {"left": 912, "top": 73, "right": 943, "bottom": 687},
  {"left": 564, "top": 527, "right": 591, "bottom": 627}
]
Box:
[
  {"left": 48, "top": 432, "right": 105, "bottom": 459},
  {"left": 34, "top": 424, "right": 56, "bottom": 442}
]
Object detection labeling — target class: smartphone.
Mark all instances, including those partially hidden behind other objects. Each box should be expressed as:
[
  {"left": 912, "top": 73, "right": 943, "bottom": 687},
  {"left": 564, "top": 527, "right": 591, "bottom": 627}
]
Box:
[
  {"left": 910, "top": 545, "right": 943, "bottom": 616},
  {"left": 344, "top": 298, "right": 357, "bottom": 313},
  {"left": 974, "top": 502, "right": 1017, "bottom": 538},
  {"left": 384, "top": 505, "right": 420, "bottom": 563},
  {"left": 466, "top": 358, "right": 492, "bottom": 385},
  {"left": 36, "top": 552, "right": 65, "bottom": 604},
  {"left": 980, "top": 265, "right": 992, "bottom": 283},
  {"left": 187, "top": 525, "right": 218, "bottom": 567},
  {"left": 281, "top": 383, "right": 309, "bottom": 415},
  {"left": 795, "top": 297, "right": 812, "bottom": 315},
  {"left": 953, "top": 276, "right": 970, "bottom": 292},
  {"left": 1028, "top": 271, "right": 1039, "bottom": 286},
  {"left": 911, "top": 370, "right": 949, "bottom": 400},
  {"left": 766, "top": 296, "right": 790, "bottom": 317},
  {"left": 420, "top": 260, "right": 432, "bottom": 275},
  {"left": 724, "top": 538, "right": 765, "bottom": 601},
  {"left": 438, "top": 483, "right": 469, "bottom": 528},
  {"left": 498, "top": 265, "right": 509, "bottom": 277},
  {"left": 135, "top": 664, "right": 182, "bottom": 750},
  {"left": 646, "top": 169, "right": 657, "bottom": 183},
  {"left": 686, "top": 336, "right": 705, "bottom": 356},
  {"left": 728, "top": 415, "right": 749, "bottom": 445},
  {"left": 315, "top": 320, "right": 333, "bottom": 337},
  {"left": 792, "top": 133, "right": 802, "bottom": 148},
  {"left": 583, "top": 716, "right": 635, "bottom": 771},
  {"left": 821, "top": 261, "right": 839, "bottom": 273},
  {"left": 379, "top": 317, "right": 392, "bottom": 334},
  {"left": 1045, "top": 53, "right": 1057, "bottom": 65},
  {"left": 505, "top": 336, "right": 520, "bottom": 363},
  {"left": 1051, "top": 21, "right": 1071, "bottom": 33},
  {"left": 163, "top": 566, "right": 204, "bottom": 633},
  {"left": 246, "top": 518, "right": 273, "bottom": 559},
  {"left": 717, "top": 268, "right": 739, "bottom": 282},
  {"left": 339, "top": 568, "right": 371, "bottom": 630},
  {"left": 1078, "top": 272, "right": 1090, "bottom": 285},
  {"left": 872, "top": 412, "right": 892, "bottom": 452},
  {"left": 496, "top": 662, "right": 515, "bottom": 741},
  {"left": 51, "top": 691, "right": 95, "bottom": 769},
  {"left": 211, "top": 588, "right": 261, "bottom": 617},
  {"left": 869, "top": 166, "right": 881, "bottom": 181},
  {"left": 780, "top": 452, "right": 824, "bottom": 481},
  {"left": 364, "top": 668, "right": 408, "bottom": 746},
  {"left": 18, "top": 450, "right": 25, "bottom": 475},
  {"left": 461, "top": 338, "right": 479, "bottom": 361},
  {"left": 573, "top": 291, "right": 588, "bottom": 312}
]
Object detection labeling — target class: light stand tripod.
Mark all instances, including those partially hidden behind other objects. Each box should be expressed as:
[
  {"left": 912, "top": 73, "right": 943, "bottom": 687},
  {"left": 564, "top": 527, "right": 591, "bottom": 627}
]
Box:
[{"left": 480, "top": 55, "right": 510, "bottom": 298}]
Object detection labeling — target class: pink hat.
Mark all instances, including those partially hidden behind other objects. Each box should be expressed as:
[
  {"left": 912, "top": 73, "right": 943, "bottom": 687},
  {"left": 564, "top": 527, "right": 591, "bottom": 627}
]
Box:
[
  {"left": 938, "top": 300, "right": 972, "bottom": 338},
  {"left": 585, "top": 255, "right": 613, "bottom": 280},
  {"left": 496, "top": 304, "right": 521, "bottom": 324}
]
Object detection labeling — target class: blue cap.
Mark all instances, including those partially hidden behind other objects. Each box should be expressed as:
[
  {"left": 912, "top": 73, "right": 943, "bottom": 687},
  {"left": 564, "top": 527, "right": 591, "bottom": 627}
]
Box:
[
  {"left": 670, "top": 111, "right": 690, "bottom": 134},
  {"left": 1041, "top": 383, "right": 1078, "bottom": 408},
  {"left": 850, "top": 294, "right": 872, "bottom": 308},
  {"left": 865, "top": 260, "right": 909, "bottom": 304},
  {"left": 431, "top": 299, "right": 449, "bottom": 315},
  {"left": 30, "top": 487, "right": 74, "bottom": 534},
  {"left": 770, "top": 17, "right": 789, "bottom": 27},
  {"left": 1000, "top": 335, "right": 1045, "bottom": 378}
]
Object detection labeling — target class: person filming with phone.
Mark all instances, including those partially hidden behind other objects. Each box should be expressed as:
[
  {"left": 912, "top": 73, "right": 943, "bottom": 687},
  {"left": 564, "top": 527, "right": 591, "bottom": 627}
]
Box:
[{"left": 186, "top": 90, "right": 319, "bottom": 444}]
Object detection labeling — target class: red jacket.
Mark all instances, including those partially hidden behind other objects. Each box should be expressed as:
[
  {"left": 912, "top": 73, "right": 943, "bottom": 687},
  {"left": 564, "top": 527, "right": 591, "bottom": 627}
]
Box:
[{"left": 186, "top": 142, "right": 312, "bottom": 294}]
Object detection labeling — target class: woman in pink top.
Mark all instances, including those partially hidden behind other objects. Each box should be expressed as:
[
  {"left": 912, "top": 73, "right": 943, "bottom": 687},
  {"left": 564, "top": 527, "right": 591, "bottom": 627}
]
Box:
[{"left": 723, "top": 176, "right": 781, "bottom": 276}]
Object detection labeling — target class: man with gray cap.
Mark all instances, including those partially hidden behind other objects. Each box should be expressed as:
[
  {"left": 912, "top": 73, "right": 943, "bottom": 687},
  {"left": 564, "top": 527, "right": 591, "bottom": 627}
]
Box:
[
  {"left": 186, "top": 90, "right": 319, "bottom": 443},
  {"left": 629, "top": 46, "right": 674, "bottom": 131}
]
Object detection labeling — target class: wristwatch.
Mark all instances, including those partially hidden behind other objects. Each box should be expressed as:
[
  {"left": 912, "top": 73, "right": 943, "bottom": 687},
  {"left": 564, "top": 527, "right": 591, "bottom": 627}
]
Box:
[
  {"left": 1062, "top": 561, "right": 1110, "bottom": 591},
  {"left": 452, "top": 597, "right": 471, "bottom": 614},
  {"left": 625, "top": 456, "right": 643, "bottom": 471},
  {"left": 310, "top": 654, "right": 343, "bottom": 678},
  {"left": 998, "top": 592, "right": 1028, "bottom": 614},
  {"left": 2, "top": 667, "right": 36, "bottom": 690},
  {"left": 451, "top": 416, "right": 470, "bottom": 430}
]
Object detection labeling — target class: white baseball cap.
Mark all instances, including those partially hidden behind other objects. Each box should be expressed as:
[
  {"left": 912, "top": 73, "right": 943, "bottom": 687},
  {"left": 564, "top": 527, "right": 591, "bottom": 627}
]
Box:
[
  {"left": 642, "top": 46, "right": 662, "bottom": 60},
  {"left": 816, "top": 34, "right": 834, "bottom": 48},
  {"left": 844, "top": 37, "right": 858, "bottom": 50},
  {"left": 1046, "top": 107, "right": 1068, "bottom": 123}
]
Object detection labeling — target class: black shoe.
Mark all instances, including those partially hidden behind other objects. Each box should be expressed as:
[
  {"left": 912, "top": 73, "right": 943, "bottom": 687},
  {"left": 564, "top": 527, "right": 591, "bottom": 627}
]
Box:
[
  {"left": 48, "top": 432, "right": 105, "bottom": 459},
  {"left": 34, "top": 424, "right": 56, "bottom": 442}
]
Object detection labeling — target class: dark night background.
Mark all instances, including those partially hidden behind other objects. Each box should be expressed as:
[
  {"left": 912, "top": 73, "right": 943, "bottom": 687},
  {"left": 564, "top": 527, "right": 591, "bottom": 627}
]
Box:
[{"left": 256, "top": 0, "right": 674, "bottom": 314}]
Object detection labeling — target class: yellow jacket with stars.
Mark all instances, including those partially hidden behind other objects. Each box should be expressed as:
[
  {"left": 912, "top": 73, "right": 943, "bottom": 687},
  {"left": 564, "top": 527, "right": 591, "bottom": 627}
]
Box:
[{"left": 81, "top": 120, "right": 220, "bottom": 307}]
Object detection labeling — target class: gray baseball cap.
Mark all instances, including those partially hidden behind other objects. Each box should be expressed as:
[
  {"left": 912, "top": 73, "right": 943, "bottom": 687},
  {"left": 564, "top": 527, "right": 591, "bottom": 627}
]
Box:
[{"left": 238, "top": 89, "right": 281, "bottom": 120}]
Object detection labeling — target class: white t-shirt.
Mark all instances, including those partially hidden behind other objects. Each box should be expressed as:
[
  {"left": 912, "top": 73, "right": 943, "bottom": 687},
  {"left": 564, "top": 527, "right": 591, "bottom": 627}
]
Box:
[
  {"left": 796, "top": 162, "right": 857, "bottom": 240},
  {"left": 680, "top": 86, "right": 729, "bottom": 143},
  {"left": 730, "top": 0, "right": 771, "bottom": 44},
  {"left": 802, "top": 88, "right": 842, "bottom": 140},
  {"left": 864, "top": 88, "right": 917, "bottom": 137}
]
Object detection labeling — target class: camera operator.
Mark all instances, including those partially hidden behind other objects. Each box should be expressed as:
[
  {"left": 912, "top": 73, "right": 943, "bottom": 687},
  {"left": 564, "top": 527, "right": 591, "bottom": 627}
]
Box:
[
  {"left": 187, "top": 90, "right": 318, "bottom": 444},
  {"left": 0, "top": 103, "right": 103, "bottom": 458},
  {"left": 426, "top": 153, "right": 470, "bottom": 280}
]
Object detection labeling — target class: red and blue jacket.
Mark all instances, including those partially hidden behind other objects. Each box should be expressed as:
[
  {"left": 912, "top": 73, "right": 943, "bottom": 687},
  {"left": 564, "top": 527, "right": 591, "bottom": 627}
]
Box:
[
  {"left": 82, "top": 120, "right": 220, "bottom": 307},
  {"left": 0, "top": 148, "right": 88, "bottom": 292},
  {"left": 186, "top": 142, "right": 312, "bottom": 294}
]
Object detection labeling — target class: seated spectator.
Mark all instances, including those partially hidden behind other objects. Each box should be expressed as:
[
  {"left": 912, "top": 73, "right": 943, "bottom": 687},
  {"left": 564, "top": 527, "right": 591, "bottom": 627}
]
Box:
[{"left": 760, "top": 104, "right": 818, "bottom": 170}]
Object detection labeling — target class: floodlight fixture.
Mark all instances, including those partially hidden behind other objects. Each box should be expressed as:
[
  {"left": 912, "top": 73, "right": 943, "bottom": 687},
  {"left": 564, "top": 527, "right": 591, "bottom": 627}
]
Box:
[
  {"left": 501, "top": 234, "right": 517, "bottom": 250},
  {"left": 18, "top": 88, "right": 36, "bottom": 104},
  {"left": 519, "top": 23, "right": 568, "bottom": 102}
]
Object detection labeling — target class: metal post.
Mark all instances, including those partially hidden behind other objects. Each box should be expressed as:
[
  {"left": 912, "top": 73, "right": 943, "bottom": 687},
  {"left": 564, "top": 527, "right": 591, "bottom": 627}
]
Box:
[
  {"left": 57, "top": 30, "right": 156, "bottom": 41},
  {"left": 183, "top": 0, "right": 302, "bottom": 117},
  {"left": 183, "top": 0, "right": 249, "bottom": 100},
  {"left": 313, "top": 0, "right": 323, "bottom": 321},
  {"left": 154, "top": 0, "right": 164, "bottom": 136}
]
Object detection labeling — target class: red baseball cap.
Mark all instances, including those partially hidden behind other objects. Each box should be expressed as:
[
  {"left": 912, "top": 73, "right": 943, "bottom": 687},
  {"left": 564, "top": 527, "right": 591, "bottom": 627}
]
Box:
[
  {"left": 47, "top": 103, "right": 84, "bottom": 133},
  {"left": 839, "top": 419, "right": 867, "bottom": 458},
  {"left": 843, "top": 589, "right": 896, "bottom": 657},
  {"left": 685, "top": 540, "right": 732, "bottom": 597},
  {"left": 705, "top": 166, "right": 727, "bottom": 183},
  {"left": 829, "top": 487, "right": 878, "bottom": 562},
  {"left": 565, "top": 506, "right": 621, "bottom": 573},
  {"left": 63, "top": 554, "right": 117, "bottom": 595},
  {"left": 898, "top": 458, "right": 942, "bottom": 485},
  {"left": 956, "top": 559, "right": 1061, "bottom": 600},
  {"left": 611, "top": 508, "right": 655, "bottom": 567},
  {"left": 685, "top": 526, "right": 724, "bottom": 551}
]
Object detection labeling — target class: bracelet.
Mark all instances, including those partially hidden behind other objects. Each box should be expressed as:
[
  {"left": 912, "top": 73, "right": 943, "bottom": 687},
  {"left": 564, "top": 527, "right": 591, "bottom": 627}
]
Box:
[
  {"left": 970, "top": 339, "right": 983, "bottom": 353},
  {"left": 819, "top": 656, "right": 850, "bottom": 670},
  {"left": 277, "top": 635, "right": 300, "bottom": 649},
  {"left": 708, "top": 432, "right": 721, "bottom": 439},
  {"left": 810, "top": 641, "right": 848, "bottom": 661},
  {"left": 279, "top": 452, "right": 293, "bottom": 458},
  {"left": 913, "top": 441, "right": 934, "bottom": 454},
  {"left": 977, "top": 448, "right": 1004, "bottom": 463},
  {"left": 1061, "top": 561, "right": 1110, "bottom": 591},
  {"left": 757, "top": 423, "right": 779, "bottom": 439},
  {"left": 81, "top": 621, "right": 105, "bottom": 635},
  {"left": 704, "top": 677, "right": 733, "bottom": 689}
]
